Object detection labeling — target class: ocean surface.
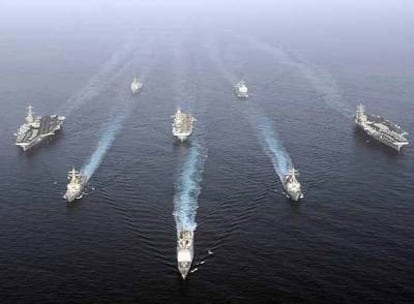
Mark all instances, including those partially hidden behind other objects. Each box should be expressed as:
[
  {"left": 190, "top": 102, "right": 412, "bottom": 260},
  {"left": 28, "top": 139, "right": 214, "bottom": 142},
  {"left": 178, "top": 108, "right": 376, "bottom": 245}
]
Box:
[{"left": 0, "top": 2, "right": 413, "bottom": 303}]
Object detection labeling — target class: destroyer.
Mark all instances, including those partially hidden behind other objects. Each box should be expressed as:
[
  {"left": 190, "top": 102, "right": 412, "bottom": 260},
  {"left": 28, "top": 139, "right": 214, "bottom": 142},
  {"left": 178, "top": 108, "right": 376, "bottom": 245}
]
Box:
[
  {"left": 234, "top": 80, "right": 248, "bottom": 98},
  {"left": 354, "top": 104, "right": 409, "bottom": 151},
  {"left": 177, "top": 230, "right": 194, "bottom": 279},
  {"left": 171, "top": 109, "right": 196, "bottom": 142},
  {"left": 130, "top": 77, "right": 143, "bottom": 95},
  {"left": 63, "top": 168, "right": 87, "bottom": 202},
  {"left": 14, "top": 105, "right": 65, "bottom": 151},
  {"left": 281, "top": 168, "right": 304, "bottom": 201}
]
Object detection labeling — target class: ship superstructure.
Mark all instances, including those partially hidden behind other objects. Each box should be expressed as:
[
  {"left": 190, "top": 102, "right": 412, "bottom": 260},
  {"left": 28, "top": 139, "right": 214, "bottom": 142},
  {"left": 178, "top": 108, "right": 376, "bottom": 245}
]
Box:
[
  {"left": 354, "top": 104, "right": 409, "bottom": 152},
  {"left": 281, "top": 168, "right": 304, "bottom": 202},
  {"left": 234, "top": 80, "right": 248, "bottom": 98},
  {"left": 130, "top": 77, "right": 143, "bottom": 95},
  {"left": 176, "top": 230, "right": 194, "bottom": 279},
  {"left": 63, "top": 168, "right": 87, "bottom": 202},
  {"left": 171, "top": 109, "right": 196, "bottom": 142},
  {"left": 15, "top": 105, "right": 65, "bottom": 151}
]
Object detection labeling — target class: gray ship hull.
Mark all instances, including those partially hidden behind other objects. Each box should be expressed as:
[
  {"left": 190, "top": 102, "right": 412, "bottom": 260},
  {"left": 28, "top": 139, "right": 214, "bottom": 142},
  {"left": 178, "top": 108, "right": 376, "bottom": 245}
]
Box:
[
  {"left": 16, "top": 116, "right": 64, "bottom": 151},
  {"left": 355, "top": 122, "right": 407, "bottom": 152}
]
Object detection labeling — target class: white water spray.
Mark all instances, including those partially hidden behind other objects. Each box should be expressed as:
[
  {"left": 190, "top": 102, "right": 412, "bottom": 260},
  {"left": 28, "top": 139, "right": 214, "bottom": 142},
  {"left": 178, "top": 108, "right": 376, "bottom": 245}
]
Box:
[{"left": 173, "top": 140, "right": 207, "bottom": 232}]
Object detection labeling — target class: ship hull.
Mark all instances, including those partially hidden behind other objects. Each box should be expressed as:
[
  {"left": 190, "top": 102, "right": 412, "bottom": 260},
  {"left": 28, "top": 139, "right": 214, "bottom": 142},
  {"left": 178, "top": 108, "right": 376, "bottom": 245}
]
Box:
[
  {"left": 63, "top": 191, "right": 84, "bottom": 203},
  {"left": 281, "top": 178, "right": 304, "bottom": 202},
  {"left": 64, "top": 179, "right": 87, "bottom": 203},
  {"left": 177, "top": 231, "right": 194, "bottom": 279},
  {"left": 173, "top": 131, "right": 193, "bottom": 142},
  {"left": 15, "top": 116, "right": 64, "bottom": 151},
  {"left": 285, "top": 189, "right": 303, "bottom": 202},
  {"left": 16, "top": 128, "right": 62, "bottom": 151},
  {"left": 355, "top": 122, "right": 408, "bottom": 152}
]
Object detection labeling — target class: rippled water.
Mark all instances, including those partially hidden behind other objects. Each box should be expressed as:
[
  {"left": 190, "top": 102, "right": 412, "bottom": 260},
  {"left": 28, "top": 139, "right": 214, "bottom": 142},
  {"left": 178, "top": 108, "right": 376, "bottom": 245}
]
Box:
[{"left": 0, "top": 3, "right": 413, "bottom": 303}]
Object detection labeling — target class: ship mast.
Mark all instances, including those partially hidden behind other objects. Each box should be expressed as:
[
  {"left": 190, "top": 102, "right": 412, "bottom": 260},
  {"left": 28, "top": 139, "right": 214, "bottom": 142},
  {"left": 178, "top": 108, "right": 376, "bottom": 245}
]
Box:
[{"left": 26, "top": 105, "right": 34, "bottom": 124}]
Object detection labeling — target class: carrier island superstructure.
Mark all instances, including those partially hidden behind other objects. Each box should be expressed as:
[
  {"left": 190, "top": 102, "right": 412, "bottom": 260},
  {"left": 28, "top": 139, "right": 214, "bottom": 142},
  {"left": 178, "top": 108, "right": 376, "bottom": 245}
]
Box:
[
  {"left": 177, "top": 230, "right": 194, "bottom": 279},
  {"left": 355, "top": 104, "right": 409, "bottom": 152},
  {"left": 14, "top": 106, "right": 65, "bottom": 151},
  {"left": 171, "top": 109, "right": 197, "bottom": 142}
]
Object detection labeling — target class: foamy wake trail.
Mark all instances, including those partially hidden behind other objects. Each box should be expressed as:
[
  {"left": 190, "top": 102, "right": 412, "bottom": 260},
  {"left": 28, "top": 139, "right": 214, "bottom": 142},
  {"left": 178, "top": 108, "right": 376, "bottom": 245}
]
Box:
[
  {"left": 173, "top": 140, "right": 207, "bottom": 232},
  {"left": 59, "top": 42, "right": 135, "bottom": 115},
  {"left": 81, "top": 112, "right": 126, "bottom": 181},
  {"left": 237, "top": 35, "right": 353, "bottom": 117},
  {"left": 245, "top": 105, "right": 293, "bottom": 179},
  {"left": 206, "top": 36, "right": 238, "bottom": 85}
]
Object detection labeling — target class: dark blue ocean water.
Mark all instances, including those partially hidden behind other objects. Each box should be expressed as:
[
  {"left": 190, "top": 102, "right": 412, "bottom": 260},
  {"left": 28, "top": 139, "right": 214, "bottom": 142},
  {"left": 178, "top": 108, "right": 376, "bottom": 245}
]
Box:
[{"left": 0, "top": 2, "right": 413, "bottom": 303}]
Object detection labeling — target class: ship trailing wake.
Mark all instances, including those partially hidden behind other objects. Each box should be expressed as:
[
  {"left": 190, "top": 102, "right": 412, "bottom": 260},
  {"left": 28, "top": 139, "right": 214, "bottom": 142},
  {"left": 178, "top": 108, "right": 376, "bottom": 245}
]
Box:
[
  {"left": 208, "top": 36, "right": 294, "bottom": 179},
  {"left": 233, "top": 34, "right": 353, "bottom": 117},
  {"left": 173, "top": 140, "right": 207, "bottom": 232},
  {"left": 81, "top": 112, "right": 126, "bottom": 181},
  {"left": 245, "top": 105, "right": 293, "bottom": 179},
  {"left": 59, "top": 42, "right": 135, "bottom": 115}
]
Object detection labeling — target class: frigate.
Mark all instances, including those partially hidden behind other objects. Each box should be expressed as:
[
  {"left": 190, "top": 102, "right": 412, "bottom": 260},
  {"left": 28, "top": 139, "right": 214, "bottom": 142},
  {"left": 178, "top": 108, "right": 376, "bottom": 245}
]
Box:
[
  {"left": 177, "top": 230, "right": 194, "bottom": 279},
  {"left": 130, "top": 77, "right": 143, "bottom": 95},
  {"left": 14, "top": 105, "right": 65, "bottom": 151},
  {"left": 63, "top": 168, "right": 87, "bottom": 202},
  {"left": 171, "top": 109, "right": 196, "bottom": 142},
  {"left": 281, "top": 168, "right": 304, "bottom": 202},
  {"left": 234, "top": 80, "right": 248, "bottom": 98},
  {"left": 354, "top": 104, "right": 409, "bottom": 151}
]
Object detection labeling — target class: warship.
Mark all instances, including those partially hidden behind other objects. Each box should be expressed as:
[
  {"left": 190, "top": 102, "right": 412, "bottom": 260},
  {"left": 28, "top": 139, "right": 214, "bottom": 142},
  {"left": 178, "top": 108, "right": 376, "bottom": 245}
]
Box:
[
  {"left": 14, "top": 105, "right": 65, "bottom": 151},
  {"left": 234, "top": 80, "right": 248, "bottom": 98},
  {"left": 177, "top": 230, "right": 194, "bottom": 279},
  {"left": 63, "top": 168, "right": 87, "bottom": 202},
  {"left": 130, "top": 77, "right": 143, "bottom": 95},
  {"left": 171, "top": 109, "right": 196, "bottom": 142},
  {"left": 281, "top": 168, "right": 304, "bottom": 202},
  {"left": 354, "top": 104, "right": 409, "bottom": 151}
]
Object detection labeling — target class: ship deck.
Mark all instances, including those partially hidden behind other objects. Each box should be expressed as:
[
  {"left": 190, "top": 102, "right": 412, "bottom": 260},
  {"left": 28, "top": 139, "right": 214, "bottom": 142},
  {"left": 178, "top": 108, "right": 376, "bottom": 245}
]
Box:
[
  {"left": 366, "top": 114, "right": 407, "bottom": 135},
  {"left": 18, "top": 116, "right": 63, "bottom": 143}
]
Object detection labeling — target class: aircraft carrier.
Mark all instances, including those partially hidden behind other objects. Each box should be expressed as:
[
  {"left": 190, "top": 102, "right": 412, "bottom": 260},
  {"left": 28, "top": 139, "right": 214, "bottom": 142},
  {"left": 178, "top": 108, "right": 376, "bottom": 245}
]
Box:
[
  {"left": 63, "top": 168, "right": 87, "bottom": 202},
  {"left": 15, "top": 105, "right": 65, "bottom": 151},
  {"left": 177, "top": 230, "right": 194, "bottom": 279},
  {"left": 354, "top": 104, "right": 409, "bottom": 151},
  {"left": 172, "top": 109, "right": 196, "bottom": 142}
]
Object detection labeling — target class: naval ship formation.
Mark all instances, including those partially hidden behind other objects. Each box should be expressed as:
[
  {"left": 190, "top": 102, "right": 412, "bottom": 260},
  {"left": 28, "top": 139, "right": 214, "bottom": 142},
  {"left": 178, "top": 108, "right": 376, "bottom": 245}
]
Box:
[
  {"left": 63, "top": 168, "right": 87, "bottom": 202},
  {"left": 355, "top": 104, "right": 409, "bottom": 152},
  {"left": 171, "top": 109, "right": 197, "bottom": 142},
  {"left": 14, "top": 105, "right": 65, "bottom": 151},
  {"left": 12, "top": 73, "right": 412, "bottom": 280}
]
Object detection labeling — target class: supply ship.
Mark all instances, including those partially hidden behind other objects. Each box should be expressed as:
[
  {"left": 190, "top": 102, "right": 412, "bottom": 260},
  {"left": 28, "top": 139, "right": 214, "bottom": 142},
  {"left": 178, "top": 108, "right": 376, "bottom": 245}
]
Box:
[
  {"left": 63, "top": 168, "right": 87, "bottom": 202},
  {"left": 177, "top": 230, "right": 194, "bottom": 279},
  {"left": 234, "top": 80, "right": 248, "bottom": 98},
  {"left": 354, "top": 104, "right": 409, "bottom": 151},
  {"left": 172, "top": 109, "right": 196, "bottom": 142},
  {"left": 15, "top": 105, "right": 65, "bottom": 151},
  {"left": 130, "top": 77, "right": 143, "bottom": 95}
]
